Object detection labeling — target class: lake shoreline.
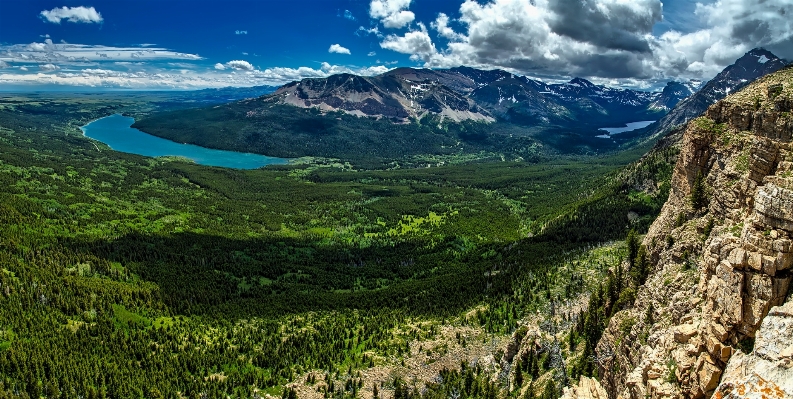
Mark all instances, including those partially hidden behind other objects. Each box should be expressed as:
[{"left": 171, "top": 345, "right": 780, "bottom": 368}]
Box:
[{"left": 80, "top": 114, "right": 290, "bottom": 169}]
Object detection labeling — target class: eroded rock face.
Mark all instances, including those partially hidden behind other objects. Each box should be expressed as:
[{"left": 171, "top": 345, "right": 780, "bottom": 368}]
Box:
[
  {"left": 713, "top": 299, "right": 793, "bottom": 398},
  {"left": 561, "top": 376, "right": 609, "bottom": 399},
  {"left": 595, "top": 67, "right": 793, "bottom": 399}
]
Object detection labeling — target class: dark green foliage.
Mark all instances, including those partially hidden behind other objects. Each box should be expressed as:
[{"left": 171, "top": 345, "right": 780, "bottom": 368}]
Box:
[
  {"left": 675, "top": 212, "right": 687, "bottom": 227},
  {"left": 571, "top": 229, "right": 658, "bottom": 380},
  {"left": 736, "top": 337, "right": 755, "bottom": 354},
  {"left": 514, "top": 360, "right": 524, "bottom": 389},
  {"left": 703, "top": 218, "right": 715, "bottom": 238},
  {"left": 133, "top": 104, "right": 549, "bottom": 163},
  {"left": 0, "top": 93, "right": 677, "bottom": 398},
  {"left": 539, "top": 380, "right": 556, "bottom": 399},
  {"left": 568, "top": 330, "right": 577, "bottom": 352},
  {"left": 630, "top": 244, "right": 650, "bottom": 287},
  {"left": 626, "top": 229, "right": 640, "bottom": 270},
  {"left": 644, "top": 303, "right": 655, "bottom": 327},
  {"left": 690, "top": 171, "right": 708, "bottom": 211}
]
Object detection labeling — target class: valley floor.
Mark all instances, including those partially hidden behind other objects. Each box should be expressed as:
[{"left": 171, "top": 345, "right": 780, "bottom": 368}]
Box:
[{"left": 0, "top": 93, "right": 674, "bottom": 398}]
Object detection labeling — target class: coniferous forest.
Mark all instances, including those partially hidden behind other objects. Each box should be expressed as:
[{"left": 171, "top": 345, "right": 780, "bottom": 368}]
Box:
[{"left": 0, "top": 93, "right": 677, "bottom": 398}]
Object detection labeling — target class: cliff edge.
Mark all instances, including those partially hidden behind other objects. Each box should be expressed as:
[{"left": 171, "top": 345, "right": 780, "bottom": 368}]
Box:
[{"left": 590, "top": 66, "right": 793, "bottom": 399}]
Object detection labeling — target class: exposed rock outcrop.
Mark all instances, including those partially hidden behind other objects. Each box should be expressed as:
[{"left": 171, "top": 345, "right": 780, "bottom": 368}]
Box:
[
  {"left": 713, "top": 299, "right": 793, "bottom": 398},
  {"left": 561, "top": 376, "right": 609, "bottom": 399},
  {"left": 593, "top": 66, "right": 793, "bottom": 399}
]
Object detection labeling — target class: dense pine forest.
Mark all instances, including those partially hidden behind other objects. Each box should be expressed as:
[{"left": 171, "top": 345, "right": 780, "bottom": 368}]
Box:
[{"left": 0, "top": 93, "right": 676, "bottom": 398}]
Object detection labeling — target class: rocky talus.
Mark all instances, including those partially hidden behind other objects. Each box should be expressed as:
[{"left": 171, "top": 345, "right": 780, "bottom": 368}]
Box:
[{"left": 581, "top": 67, "right": 793, "bottom": 399}]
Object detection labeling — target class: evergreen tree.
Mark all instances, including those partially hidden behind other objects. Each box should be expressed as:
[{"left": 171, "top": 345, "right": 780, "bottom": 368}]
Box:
[
  {"left": 626, "top": 229, "right": 639, "bottom": 270},
  {"left": 691, "top": 171, "right": 708, "bottom": 210}
]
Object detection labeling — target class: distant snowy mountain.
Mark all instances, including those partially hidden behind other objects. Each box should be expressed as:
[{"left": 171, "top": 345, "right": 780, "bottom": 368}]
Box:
[
  {"left": 650, "top": 48, "right": 787, "bottom": 135},
  {"left": 648, "top": 80, "right": 701, "bottom": 111}
]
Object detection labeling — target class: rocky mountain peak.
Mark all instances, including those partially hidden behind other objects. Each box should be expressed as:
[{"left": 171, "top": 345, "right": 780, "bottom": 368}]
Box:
[
  {"left": 268, "top": 66, "right": 665, "bottom": 128},
  {"left": 568, "top": 77, "right": 597, "bottom": 88},
  {"left": 719, "top": 48, "right": 787, "bottom": 86},
  {"left": 649, "top": 81, "right": 698, "bottom": 111},
  {"left": 740, "top": 48, "right": 784, "bottom": 67}
]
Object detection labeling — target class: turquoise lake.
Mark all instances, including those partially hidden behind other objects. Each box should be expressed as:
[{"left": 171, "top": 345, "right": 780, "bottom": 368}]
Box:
[
  {"left": 596, "top": 120, "right": 656, "bottom": 138},
  {"left": 81, "top": 114, "right": 289, "bottom": 169}
]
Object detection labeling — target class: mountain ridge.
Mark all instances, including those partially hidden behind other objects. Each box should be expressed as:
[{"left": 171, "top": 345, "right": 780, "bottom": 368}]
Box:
[
  {"left": 646, "top": 48, "right": 788, "bottom": 139},
  {"left": 270, "top": 66, "right": 667, "bottom": 126},
  {"left": 132, "top": 48, "right": 787, "bottom": 163}
]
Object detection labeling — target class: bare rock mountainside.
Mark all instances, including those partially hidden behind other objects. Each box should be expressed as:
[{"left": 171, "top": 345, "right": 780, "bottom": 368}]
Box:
[
  {"left": 570, "top": 66, "right": 793, "bottom": 398},
  {"left": 649, "top": 49, "right": 787, "bottom": 139},
  {"left": 270, "top": 67, "right": 664, "bottom": 126}
]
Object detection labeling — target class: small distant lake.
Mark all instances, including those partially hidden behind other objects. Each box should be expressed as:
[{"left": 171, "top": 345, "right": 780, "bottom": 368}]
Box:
[
  {"left": 81, "top": 114, "right": 289, "bottom": 169},
  {"left": 597, "top": 120, "right": 655, "bottom": 138}
]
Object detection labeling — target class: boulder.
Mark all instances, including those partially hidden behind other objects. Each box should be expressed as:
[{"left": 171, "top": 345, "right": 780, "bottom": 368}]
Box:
[
  {"left": 695, "top": 353, "right": 722, "bottom": 393},
  {"left": 727, "top": 248, "right": 747, "bottom": 268},
  {"left": 709, "top": 263, "right": 744, "bottom": 326},
  {"left": 754, "top": 183, "right": 793, "bottom": 232},
  {"left": 674, "top": 324, "right": 698, "bottom": 343}
]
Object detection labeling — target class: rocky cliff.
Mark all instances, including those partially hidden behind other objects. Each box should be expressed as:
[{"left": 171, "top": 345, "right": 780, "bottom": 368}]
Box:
[{"left": 590, "top": 66, "right": 793, "bottom": 398}]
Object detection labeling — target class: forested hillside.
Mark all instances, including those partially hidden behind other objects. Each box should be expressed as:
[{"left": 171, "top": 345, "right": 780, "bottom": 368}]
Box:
[{"left": 0, "top": 93, "right": 674, "bottom": 398}]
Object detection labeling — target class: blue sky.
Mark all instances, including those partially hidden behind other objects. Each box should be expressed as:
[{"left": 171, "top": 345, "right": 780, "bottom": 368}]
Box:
[
  {"left": 1, "top": 1, "right": 412, "bottom": 69},
  {"left": 0, "top": 0, "right": 791, "bottom": 90}
]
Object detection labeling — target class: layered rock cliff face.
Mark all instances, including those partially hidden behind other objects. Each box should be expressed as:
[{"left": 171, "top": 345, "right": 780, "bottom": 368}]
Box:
[{"left": 593, "top": 66, "right": 793, "bottom": 399}]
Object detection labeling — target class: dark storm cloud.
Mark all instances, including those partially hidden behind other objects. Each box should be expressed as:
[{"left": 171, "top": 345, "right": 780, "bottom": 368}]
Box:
[
  {"left": 380, "top": 0, "right": 793, "bottom": 87},
  {"left": 567, "top": 52, "right": 649, "bottom": 79},
  {"left": 548, "top": 0, "right": 662, "bottom": 53}
]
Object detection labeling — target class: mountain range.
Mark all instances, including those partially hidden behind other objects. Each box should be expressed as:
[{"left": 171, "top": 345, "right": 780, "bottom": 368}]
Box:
[
  {"left": 272, "top": 66, "right": 668, "bottom": 128},
  {"left": 133, "top": 48, "right": 788, "bottom": 161}
]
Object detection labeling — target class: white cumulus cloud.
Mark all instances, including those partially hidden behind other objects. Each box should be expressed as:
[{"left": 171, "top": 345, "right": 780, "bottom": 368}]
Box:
[
  {"left": 224, "top": 60, "right": 255, "bottom": 71},
  {"left": 1, "top": 42, "right": 202, "bottom": 64},
  {"left": 39, "top": 64, "right": 59, "bottom": 71},
  {"left": 40, "top": 6, "right": 103, "bottom": 24},
  {"left": 370, "top": 0, "right": 415, "bottom": 29},
  {"left": 430, "top": 13, "right": 465, "bottom": 41},
  {"left": 373, "top": 0, "right": 793, "bottom": 85},
  {"left": 329, "top": 44, "right": 351, "bottom": 55},
  {"left": 357, "top": 26, "right": 383, "bottom": 38},
  {"left": 648, "top": 0, "right": 793, "bottom": 79},
  {"left": 380, "top": 23, "right": 437, "bottom": 62},
  {"left": 0, "top": 62, "right": 393, "bottom": 90}
]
